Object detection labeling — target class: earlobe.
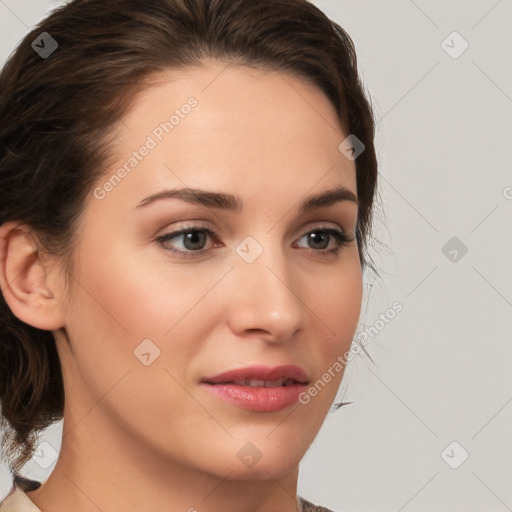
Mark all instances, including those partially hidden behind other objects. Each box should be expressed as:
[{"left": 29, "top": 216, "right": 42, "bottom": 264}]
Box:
[{"left": 0, "top": 221, "right": 65, "bottom": 330}]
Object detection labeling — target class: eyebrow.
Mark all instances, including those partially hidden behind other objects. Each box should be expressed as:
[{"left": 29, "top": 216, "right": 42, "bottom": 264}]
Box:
[{"left": 136, "top": 185, "right": 358, "bottom": 214}]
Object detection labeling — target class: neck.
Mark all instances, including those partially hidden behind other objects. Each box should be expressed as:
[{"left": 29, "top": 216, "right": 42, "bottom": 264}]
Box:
[{"left": 27, "top": 409, "right": 301, "bottom": 512}]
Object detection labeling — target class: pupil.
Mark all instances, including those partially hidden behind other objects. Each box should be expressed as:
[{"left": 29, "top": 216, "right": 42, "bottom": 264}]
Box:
[
  {"left": 310, "top": 232, "right": 328, "bottom": 249},
  {"left": 185, "top": 231, "right": 206, "bottom": 250}
]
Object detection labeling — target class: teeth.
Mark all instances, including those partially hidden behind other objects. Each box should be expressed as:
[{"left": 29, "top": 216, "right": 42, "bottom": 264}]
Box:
[
  {"left": 248, "top": 379, "right": 267, "bottom": 387},
  {"left": 230, "top": 378, "right": 294, "bottom": 387}
]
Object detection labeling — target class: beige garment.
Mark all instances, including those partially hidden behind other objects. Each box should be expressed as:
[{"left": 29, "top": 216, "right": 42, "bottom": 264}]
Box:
[
  {"left": 0, "top": 479, "right": 335, "bottom": 512},
  {"left": 0, "top": 486, "right": 40, "bottom": 512}
]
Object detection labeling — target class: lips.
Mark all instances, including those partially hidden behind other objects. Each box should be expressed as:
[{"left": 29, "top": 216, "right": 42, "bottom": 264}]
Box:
[
  {"left": 219, "top": 377, "right": 297, "bottom": 387},
  {"left": 200, "top": 365, "right": 309, "bottom": 412},
  {"left": 201, "top": 364, "right": 309, "bottom": 386}
]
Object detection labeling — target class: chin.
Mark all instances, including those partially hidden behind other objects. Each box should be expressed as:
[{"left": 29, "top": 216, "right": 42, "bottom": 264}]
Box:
[
  {"left": 233, "top": 436, "right": 307, "bottom": 480},
  {"left": 220, "top": 455, "right": 302, "bottom": 482}
]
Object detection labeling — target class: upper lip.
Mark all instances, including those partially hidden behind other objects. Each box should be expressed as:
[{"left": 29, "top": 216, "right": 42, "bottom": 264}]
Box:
[{"left": 201, "top": 364, "right": 309, "bottom": 384}]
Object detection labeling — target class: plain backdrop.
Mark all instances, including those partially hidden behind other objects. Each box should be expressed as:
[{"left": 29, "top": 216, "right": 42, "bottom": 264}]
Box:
[{"left": 0, "top": 1, "right": 511, "bottom": 511}]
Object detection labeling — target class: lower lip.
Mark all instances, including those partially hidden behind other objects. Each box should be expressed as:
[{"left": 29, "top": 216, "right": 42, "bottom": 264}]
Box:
[{"left": 200, "top": 382, "right": 306, "bottom": 412}]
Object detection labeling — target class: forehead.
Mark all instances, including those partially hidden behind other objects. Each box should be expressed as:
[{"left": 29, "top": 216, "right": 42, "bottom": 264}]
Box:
[
  {"left": 94, "top": 60, "right": 356, "bottom": 212},
  {"left": 117, "top": 60, "right": 345, "bottom": 148},
  {"left": 123, "top": 60, "right": 342, "bottom": 128}
]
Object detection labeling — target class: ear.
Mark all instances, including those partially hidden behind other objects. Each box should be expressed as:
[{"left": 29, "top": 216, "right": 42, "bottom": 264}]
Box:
[{"left": 0, "top": 221, "right": 65, "bottom": 330}]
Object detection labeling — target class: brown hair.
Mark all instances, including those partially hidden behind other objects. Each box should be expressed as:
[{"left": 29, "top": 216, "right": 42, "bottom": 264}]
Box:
[{"left": 0, "top": 0, "right": 379, "bottom": 474}]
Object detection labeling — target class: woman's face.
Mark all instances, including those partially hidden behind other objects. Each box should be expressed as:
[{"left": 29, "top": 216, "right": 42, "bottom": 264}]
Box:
[{"left": 54, "top": 60, "right": 362, "bottom": 480}]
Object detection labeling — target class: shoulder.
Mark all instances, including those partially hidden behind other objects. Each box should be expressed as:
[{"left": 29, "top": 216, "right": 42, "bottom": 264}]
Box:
[
  {"left": 298, "top": 495, "right": 338, "bottom": 512},
  {"left": 0, "top": 476, "right": 41, "bottom": 512}
]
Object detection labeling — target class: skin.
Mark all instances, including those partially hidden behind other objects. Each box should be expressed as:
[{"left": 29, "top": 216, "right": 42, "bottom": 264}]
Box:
[{"left": 0, "top": 60, "right": 362, "bottom": 512}]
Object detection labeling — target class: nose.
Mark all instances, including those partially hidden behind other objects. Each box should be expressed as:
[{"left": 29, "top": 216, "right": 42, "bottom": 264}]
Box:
[{"left": 225, "top": 240, "right": 309, "bottom": 343}]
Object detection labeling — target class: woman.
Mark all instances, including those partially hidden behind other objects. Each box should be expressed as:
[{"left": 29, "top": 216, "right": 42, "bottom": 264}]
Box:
[{"left": 0, "top": 0, "right": 378, "bottom": 510}]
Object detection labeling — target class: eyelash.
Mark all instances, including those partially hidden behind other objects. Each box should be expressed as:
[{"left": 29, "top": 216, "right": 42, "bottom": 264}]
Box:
[{"left": 156, "top": 223, "right": 355, "bottom": 259}]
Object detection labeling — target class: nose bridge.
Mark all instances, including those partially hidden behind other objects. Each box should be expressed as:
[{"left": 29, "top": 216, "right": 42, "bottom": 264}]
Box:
[{"left": 227, "top": 235, "right": 308, "bottom": 339}]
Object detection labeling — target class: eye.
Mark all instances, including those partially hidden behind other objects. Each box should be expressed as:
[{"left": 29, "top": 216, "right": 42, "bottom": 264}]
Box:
[
  {"left": 294, "top": 227, "right": 355, "bottom": 257},
  {"left": 156, "top": 224, "right": 219, "bottom": 258}
]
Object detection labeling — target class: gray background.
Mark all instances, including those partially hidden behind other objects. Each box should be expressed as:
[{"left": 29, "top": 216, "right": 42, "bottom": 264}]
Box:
[{"left": 1, "top": 1, "right": 511, "bottom": 511}]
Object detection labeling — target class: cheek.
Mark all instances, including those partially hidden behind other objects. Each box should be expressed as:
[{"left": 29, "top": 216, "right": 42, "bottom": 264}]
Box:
[
  {"left": 313, "top": 257, "right": 363, "bottom": 352},
  {"left": 60, "top": 247, "right": 218, "bottom": 431},
  {"left": 65, "top": 243, "right": 226, "bottom": 372},
  {"left": 303, "top": 256, "right": 363, "bottom": 403}
]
